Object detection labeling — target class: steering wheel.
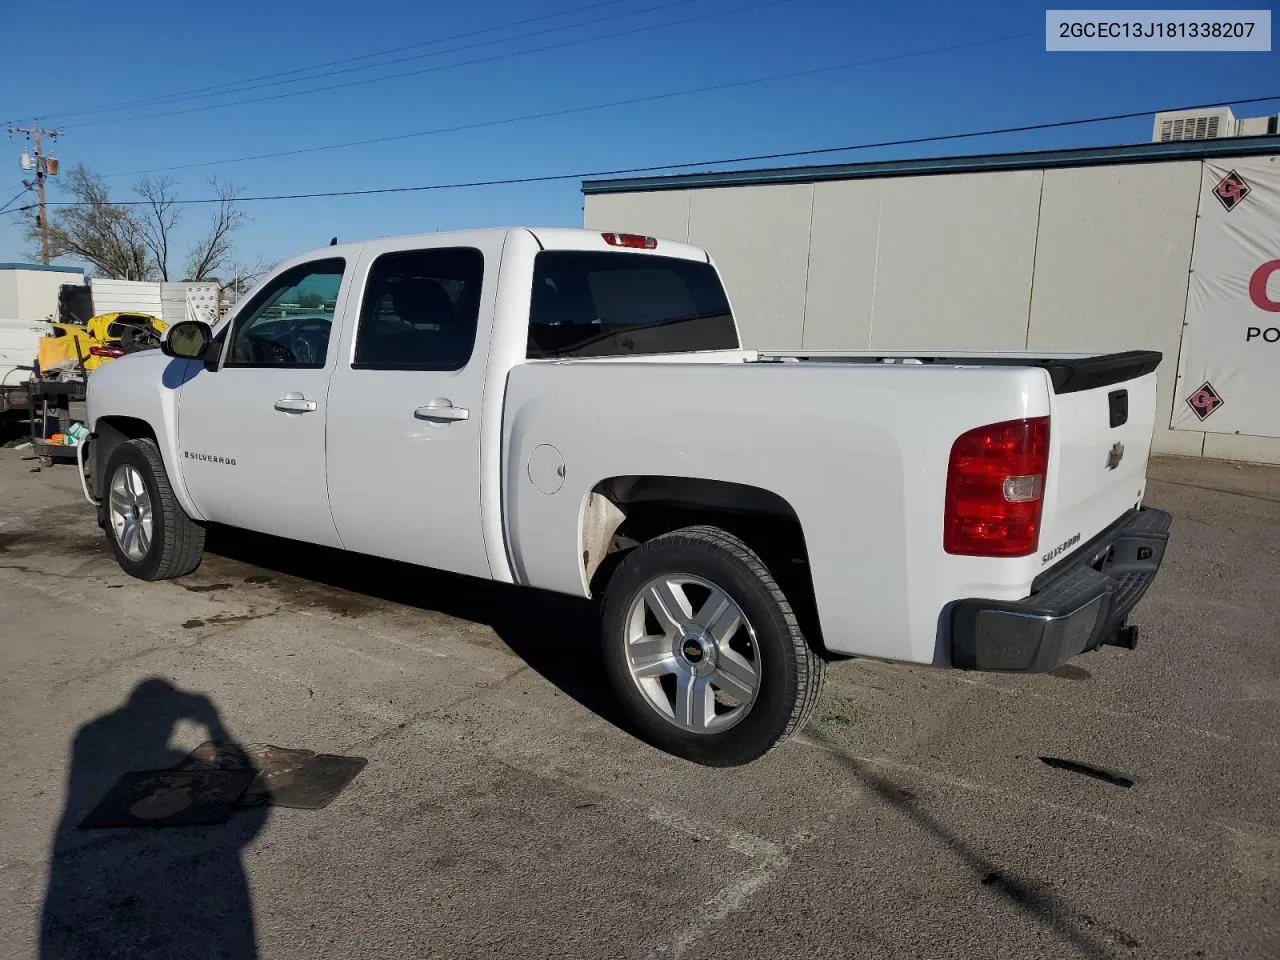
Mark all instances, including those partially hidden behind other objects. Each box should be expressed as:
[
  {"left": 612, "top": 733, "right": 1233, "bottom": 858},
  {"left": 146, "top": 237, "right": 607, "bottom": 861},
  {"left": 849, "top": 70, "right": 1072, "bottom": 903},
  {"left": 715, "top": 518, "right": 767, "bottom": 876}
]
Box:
[
  {"left": 249, "top": 336, "right": 296, "bottom": 364},
  {"left": 287, "top": 318, "right": 332, "bottom": 365}
]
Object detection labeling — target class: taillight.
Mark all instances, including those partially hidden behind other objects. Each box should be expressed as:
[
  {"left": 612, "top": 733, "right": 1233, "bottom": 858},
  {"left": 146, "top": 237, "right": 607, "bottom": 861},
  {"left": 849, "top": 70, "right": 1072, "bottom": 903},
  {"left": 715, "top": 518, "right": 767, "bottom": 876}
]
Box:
[
  {"left": 601, "top": 232, "right": 657, "bottom": 249},
  {"left": 89, "top": 345, "right": 126, "bottom": 358},
  {"left": 944, "top": 417, "right": 1050, "bottom": 557}
]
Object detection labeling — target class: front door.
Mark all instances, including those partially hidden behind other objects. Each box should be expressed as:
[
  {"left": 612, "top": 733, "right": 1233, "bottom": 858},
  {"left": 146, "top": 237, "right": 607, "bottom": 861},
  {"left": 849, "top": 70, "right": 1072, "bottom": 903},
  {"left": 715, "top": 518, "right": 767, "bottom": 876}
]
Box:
[
  {"left": 177, "top": 256, "right": 351, "bottom": 547},
  {"left": 325, "top": 237, "right": 496, "bottom": 578}
]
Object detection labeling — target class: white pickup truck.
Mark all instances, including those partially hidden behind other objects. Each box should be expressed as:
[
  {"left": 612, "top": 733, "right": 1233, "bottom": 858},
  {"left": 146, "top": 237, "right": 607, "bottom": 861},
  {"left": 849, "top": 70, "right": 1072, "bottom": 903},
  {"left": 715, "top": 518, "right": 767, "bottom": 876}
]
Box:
[{"left": 82, "top": 226, "right": 1171, "bottom": 766}]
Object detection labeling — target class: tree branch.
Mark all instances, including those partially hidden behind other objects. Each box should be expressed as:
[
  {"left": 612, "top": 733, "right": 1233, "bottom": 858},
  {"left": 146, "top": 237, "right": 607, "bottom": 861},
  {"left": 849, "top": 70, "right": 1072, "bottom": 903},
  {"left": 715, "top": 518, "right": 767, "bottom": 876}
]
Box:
[
  {"left": 183, "top": 178, "right": 248, "bottom": 282},
  {"left": 134, "top": 175, "right": 181, "bottom": 282},
  {"left": 27, "top": 164, "right": 159, "bottom": 280}
]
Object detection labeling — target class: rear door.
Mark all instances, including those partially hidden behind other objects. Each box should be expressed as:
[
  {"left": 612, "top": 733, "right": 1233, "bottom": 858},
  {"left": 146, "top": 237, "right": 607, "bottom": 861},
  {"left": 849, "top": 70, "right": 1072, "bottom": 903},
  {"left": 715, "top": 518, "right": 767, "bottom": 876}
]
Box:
[
  {"left": 324, "top": 234, "right": 499, "bottom": 579},
  {"left": 1039, "top": 364, "right": 1159, "bottom": 566}
]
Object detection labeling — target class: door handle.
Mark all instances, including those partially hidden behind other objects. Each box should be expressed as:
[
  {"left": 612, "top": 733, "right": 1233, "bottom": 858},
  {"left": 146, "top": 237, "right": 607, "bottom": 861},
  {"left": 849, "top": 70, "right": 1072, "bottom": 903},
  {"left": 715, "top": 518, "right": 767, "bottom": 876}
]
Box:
[
  {"left": 274, "top": 393, "right": 317, "bottom": 413},
  {"left": 414, "top": 400, "right": 469, "bottom": 423}
]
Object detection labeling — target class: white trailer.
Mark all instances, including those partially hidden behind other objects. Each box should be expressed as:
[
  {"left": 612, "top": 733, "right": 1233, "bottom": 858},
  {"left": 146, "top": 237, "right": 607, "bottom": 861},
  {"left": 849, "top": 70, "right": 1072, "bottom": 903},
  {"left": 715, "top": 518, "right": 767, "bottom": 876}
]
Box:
[{"left": 0, "top": 264, "right": 87, "bottom": 402}]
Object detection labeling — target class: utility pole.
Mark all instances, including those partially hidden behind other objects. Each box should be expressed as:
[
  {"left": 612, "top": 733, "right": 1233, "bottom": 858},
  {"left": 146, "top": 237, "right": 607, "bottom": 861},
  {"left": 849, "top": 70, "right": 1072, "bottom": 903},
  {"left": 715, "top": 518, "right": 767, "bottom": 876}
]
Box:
[{"left": 10, "top": 125, "right": 62, "bottom": 264}]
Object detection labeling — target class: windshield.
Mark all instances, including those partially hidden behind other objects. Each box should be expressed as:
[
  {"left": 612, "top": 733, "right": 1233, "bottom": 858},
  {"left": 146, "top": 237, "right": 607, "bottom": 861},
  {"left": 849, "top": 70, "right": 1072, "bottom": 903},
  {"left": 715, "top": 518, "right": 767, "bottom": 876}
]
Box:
[{"left": 527, "top": 251, "right": 739, "bottom": 359}]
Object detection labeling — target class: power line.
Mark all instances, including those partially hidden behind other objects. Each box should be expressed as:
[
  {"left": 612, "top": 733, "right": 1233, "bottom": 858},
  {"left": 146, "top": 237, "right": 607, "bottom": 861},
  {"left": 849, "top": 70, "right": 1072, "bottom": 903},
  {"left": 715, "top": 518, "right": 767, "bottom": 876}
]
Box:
[
  {"left": 0, "top": 184, "right": 33, "bottom": 215},
  {"left": 26, "top": 0, "right": 693, "bottom": 125},
  {"left": 21, "top": 93, "right": 1278, "bottom": 211},
  {"left": 107, "top": 32, "right": 1036, "bottom": 178},
  {"left": 67, "top": 0, "right": 791, "bottom": 130},
  {"left": 122, "top": 0, "right": 700, "bottom": 107},
  {"left": 15, "top": 0, "right": 634, "bottom": 122}
]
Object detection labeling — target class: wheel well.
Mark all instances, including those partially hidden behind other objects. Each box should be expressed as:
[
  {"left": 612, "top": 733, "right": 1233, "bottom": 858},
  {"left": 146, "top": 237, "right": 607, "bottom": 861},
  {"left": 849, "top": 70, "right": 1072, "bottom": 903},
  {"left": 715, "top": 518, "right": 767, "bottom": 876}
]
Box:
[
  {"left": 582, "top": 476, "right": 822, "bottom": 645},
  {"left": 92, "top": 417, "right": 157, "bottom": 497}
]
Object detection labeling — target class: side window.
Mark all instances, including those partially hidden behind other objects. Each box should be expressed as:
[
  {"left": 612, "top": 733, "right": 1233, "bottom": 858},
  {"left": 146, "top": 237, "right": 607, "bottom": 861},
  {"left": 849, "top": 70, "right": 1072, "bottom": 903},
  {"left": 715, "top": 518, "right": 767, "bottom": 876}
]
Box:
[
  {"left": 353, "top": 247, "right": 484, "bottom": 371},
  {"left": 225, "top": 258, "right": 345, "bottom": 368}
]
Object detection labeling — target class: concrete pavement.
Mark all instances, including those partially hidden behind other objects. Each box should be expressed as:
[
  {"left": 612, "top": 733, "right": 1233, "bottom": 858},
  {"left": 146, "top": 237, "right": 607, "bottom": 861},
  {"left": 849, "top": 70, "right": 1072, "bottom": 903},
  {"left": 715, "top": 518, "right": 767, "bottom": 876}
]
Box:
[{"left": 1, "top": 450, "right": 1276, "bottom": 959}]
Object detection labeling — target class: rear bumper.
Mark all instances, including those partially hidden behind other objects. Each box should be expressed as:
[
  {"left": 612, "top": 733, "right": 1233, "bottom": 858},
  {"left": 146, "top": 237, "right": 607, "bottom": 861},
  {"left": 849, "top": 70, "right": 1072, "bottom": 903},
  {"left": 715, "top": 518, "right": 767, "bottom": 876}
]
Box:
[{"left": 950, "top": 506, "right": 1172, "bottom": 672}]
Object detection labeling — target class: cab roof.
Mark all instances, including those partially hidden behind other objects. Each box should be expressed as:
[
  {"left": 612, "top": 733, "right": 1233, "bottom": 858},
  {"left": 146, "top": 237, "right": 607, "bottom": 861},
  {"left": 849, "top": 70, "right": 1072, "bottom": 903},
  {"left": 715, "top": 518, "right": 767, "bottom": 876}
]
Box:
[{"left": 289, "top": 227, "right": 710, "bottom": 267}]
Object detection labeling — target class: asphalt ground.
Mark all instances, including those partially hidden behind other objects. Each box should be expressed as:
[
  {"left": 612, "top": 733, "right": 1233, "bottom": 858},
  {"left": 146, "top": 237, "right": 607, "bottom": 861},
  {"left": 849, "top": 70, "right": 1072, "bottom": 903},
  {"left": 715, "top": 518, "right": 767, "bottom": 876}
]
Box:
[{"left": 0, "top": 449, "right": 1277, "bottom": 959}]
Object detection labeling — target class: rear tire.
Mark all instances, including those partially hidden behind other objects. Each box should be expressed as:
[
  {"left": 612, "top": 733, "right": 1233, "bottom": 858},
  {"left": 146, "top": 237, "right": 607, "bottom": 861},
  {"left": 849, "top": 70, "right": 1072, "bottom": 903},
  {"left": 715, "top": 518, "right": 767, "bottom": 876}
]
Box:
[
  {"left": 601, "top": 525, "right": 824, "bottom": 767},
  {"left": 103, "top": 438, "right": 205, "bottom": 580}
]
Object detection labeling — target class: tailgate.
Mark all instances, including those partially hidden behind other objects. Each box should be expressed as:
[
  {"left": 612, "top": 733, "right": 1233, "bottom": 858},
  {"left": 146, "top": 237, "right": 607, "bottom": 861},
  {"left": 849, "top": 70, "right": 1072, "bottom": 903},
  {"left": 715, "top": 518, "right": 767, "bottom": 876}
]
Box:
[{"left": 1038, "top": 355, "right": 1160, "bottom": 568}]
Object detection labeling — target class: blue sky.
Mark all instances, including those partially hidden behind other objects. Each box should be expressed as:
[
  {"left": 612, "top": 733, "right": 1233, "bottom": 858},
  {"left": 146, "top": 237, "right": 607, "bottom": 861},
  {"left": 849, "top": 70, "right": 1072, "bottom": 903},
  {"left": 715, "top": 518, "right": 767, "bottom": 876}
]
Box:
[{"left": 1, "top": 0, "right": 1276, "bottom": 273}]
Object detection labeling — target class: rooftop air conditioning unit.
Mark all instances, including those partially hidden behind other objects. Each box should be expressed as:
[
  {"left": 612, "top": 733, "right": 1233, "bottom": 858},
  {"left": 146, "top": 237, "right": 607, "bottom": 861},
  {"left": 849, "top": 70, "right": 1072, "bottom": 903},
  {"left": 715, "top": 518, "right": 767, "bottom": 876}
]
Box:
[{"left": 1153, "top": 107, "right": 1236, "bottom": 143}]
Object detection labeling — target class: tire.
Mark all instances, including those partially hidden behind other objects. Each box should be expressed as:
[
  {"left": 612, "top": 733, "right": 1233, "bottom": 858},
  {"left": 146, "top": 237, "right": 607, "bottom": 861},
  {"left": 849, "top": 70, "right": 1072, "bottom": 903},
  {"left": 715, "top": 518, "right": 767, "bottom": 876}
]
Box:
[
  {"left": 102, "top": 438, "right": 205, "bottom": 580},
  {"left": 601, "top": 525, "right": 824, "bottom": 767}
]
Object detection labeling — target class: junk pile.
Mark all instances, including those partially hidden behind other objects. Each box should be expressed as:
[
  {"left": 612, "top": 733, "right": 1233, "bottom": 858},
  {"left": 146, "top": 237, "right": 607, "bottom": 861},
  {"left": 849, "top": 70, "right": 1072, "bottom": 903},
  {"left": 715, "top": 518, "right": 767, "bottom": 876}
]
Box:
[
  {"left": 22, "top": 312, "right": 166, "bottom": 466},
  {"left": 38, "top": 311, "right": 168, "bottom": 378},
  {"left": 41, "top": 421, "right": 88, "bottom": 448}
]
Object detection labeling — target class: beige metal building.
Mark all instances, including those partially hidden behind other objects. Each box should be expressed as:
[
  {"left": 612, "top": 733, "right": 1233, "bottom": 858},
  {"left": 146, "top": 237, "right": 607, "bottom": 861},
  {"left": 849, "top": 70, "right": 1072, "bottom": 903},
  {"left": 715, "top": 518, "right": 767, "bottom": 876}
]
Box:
[{"left": 582, "top": 135, "right": 1280, "bottom": 465}]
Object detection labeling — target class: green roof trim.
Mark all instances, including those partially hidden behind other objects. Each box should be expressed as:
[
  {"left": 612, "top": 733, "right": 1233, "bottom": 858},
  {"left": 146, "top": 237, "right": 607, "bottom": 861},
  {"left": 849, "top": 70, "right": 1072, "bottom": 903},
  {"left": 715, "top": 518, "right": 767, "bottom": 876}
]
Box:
[
  {"left": 0, "top": 262, "right": 85, "bottom": 274},
  {"left": 581, "top": 135, "right": 1280, "bottom": 195}
]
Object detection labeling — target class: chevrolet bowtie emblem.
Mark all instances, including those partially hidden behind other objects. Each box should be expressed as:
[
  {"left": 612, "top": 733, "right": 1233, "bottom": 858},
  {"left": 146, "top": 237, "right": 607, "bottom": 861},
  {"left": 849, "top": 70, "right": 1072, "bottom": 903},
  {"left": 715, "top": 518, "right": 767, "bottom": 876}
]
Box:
[{"left": 1105, "top": 442, "right": 1125, "bottom": 471}]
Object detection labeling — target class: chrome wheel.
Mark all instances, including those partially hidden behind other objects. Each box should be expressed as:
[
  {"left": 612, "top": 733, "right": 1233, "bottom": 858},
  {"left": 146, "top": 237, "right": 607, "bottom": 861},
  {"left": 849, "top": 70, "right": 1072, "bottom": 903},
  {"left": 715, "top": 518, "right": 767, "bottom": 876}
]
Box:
[
  {"left": 109, "top": 464, "right": 153, "bottom": 562},
  {"left": 623, "top": 574, "right": 761, "bottom": 734}
]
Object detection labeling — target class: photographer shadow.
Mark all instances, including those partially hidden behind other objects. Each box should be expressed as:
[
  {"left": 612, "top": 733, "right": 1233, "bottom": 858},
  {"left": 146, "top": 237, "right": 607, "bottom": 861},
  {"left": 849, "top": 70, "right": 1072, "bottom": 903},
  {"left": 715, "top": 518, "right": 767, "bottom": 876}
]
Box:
[{"left": 40, "top": 677, "right": 267, "bottom": 960}]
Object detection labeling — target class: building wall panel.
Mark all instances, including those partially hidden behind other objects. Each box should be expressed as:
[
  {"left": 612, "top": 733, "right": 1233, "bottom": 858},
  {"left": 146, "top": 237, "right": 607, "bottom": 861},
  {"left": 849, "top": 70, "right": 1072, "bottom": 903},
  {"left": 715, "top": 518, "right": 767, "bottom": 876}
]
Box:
[
  {"left": 1203, "top": 433, "right": 1280, "bottom": 466},
  {"left": 584, "top": 191, "right": 691, "bottom": 243},
  {"left": 869, "top": 169, "right": 1042, "bottom": 351},
  {"left": 1026, "top": 162, "right": 1202, "bottom": 456},
  {"left": 687, "top": 185, "right": 813, "bottom": 350},
  {"left": 801, "top": 179, "right": 881, "bottom": 349},
  {"left": 0, "top": 274, "right": 18, "bottom": 318}
]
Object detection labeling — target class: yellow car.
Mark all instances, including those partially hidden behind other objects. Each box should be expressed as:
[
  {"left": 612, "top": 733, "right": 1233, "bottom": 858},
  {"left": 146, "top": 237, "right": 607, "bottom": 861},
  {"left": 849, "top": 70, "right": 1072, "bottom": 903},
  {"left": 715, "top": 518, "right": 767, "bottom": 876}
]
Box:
[{"left": 38, "top": 312, "right": 168, "bottom": 373}]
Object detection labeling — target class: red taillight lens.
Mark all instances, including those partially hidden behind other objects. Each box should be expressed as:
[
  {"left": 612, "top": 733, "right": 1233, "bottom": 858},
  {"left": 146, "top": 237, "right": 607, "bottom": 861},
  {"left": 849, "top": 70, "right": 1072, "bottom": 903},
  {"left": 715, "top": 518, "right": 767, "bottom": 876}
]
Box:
[
  {"left": 601, "top": 232, "right": 657, "bottom": 249},
  {"left": 89, "top": 345, "right": 126, "bottom": 358},
  {"left": 944, "top": 417, "right": 1050, "bottom": 557}
]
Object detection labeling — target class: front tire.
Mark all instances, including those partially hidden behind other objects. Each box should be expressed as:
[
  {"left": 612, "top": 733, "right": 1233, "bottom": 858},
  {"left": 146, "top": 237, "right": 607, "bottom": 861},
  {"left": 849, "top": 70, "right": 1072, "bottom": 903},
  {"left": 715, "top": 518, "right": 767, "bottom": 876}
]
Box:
[
  {"left": 103, "top": 438, "right": 205, "bottom": 580},
  {"left": 601, "top": 525, "right": 824, "bottom": 767}
]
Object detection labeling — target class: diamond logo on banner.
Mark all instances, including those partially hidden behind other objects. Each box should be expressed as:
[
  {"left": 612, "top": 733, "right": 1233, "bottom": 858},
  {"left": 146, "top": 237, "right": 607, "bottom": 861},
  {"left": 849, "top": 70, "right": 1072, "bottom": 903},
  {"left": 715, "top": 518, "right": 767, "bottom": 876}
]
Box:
[
  {"left": 1213, "top": 170, "right": 1251, "bottom": 213},
  {"left": 1185, "top": 382, "right": 1225, "bottom": 421}
]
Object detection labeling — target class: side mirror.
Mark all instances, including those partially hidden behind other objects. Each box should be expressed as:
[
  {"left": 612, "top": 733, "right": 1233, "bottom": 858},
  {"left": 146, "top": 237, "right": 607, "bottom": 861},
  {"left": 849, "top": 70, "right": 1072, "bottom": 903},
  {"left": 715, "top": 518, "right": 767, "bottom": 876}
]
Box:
[{"left": 162, "top": 320, "right": 213, "bottom": 360}]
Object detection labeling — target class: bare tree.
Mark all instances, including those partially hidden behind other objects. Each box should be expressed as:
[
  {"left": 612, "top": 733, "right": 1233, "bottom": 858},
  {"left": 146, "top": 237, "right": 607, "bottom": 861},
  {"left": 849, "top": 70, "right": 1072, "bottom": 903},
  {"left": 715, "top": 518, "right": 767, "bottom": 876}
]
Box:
[
  {"left": 27, "top": 165, "right": 157, "bottom": 280},
  {"left": 25, "top": 166, "right": 256, "bottom": 285},
  {"left": 183, "top": 178, "right": 247, "bottom": 282},
  {"left": 134, "top": 175, "right": 181, "bottom": 281},
  {"left": 215, "top": 255, "right": 273, "bottom": 298}
]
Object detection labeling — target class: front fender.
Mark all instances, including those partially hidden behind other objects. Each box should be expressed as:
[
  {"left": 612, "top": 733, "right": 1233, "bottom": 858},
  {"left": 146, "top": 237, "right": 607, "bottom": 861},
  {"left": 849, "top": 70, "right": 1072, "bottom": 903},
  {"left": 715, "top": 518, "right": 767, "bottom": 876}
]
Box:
[{"left": 88, "top": 352, "right": 206, "bottom": 522}]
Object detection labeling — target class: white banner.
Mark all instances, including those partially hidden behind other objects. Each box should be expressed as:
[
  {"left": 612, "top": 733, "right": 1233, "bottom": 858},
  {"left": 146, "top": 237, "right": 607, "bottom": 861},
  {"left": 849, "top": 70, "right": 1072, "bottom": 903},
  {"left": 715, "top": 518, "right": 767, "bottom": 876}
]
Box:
[{"left": 1172, "top": 157, "right": 1280, "bottom": 435}]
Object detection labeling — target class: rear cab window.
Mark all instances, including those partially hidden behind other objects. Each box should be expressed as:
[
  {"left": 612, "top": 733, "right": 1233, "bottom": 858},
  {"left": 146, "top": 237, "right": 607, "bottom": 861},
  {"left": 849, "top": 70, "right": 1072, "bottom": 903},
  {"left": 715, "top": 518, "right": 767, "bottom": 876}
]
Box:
[
  {"left": 353, "top": 247, "right": 484, "bottom": 371},
  {"left": 527, "top": 251, "right": 739, "bottom": 359}
]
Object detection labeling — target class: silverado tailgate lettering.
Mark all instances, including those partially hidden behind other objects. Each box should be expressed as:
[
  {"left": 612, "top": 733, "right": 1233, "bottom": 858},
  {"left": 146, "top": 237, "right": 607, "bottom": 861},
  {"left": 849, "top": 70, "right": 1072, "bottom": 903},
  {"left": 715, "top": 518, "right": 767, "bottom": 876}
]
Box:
[{"left": 1041, "top": 533, "right": 1081, "bottom": 565}]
